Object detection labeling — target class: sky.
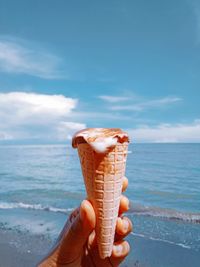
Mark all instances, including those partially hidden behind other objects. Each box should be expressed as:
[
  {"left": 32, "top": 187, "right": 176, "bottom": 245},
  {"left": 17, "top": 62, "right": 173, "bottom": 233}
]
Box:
[{"left": 0, "top": 0, "right": 200, "bottom": 143}]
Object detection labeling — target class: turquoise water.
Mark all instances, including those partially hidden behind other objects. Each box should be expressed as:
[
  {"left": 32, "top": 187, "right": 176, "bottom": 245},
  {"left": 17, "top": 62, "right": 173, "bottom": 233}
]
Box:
[{"left": 0, "top": 144, "right": 200, "bottom": 253}]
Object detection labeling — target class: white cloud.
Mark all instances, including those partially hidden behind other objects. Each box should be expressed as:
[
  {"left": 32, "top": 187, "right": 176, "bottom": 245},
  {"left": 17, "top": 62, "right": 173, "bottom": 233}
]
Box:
[
  {"left": 1, "top": 92, "right": 197, "bottom": 143},
  {"left": 98, "top": 95, "right": 131, "bottom": 103},
  {"left": 128, "top": 120, "right": 200, "bottom": 143},
  {"left": 0, "top": 92, "right": 83, "bottom": 142},
  {"left": 0, "top": 92, "right": 77, "bottom": 123},
  {"left": 59, "top": 122, "right": 86, "bottom": 131},
  {"left": 0, "top": 38, "right": 66, "bottom": 79},
  {"left": 110, "top": 97, "right": 182, "bottom": 111},
  {"left": 57, "top": 122, "right": 86, "bottom": 140}
]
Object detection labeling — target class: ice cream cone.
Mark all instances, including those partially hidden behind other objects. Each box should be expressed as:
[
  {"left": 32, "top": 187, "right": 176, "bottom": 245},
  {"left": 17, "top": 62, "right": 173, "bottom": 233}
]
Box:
[{"left": 72, "top": 128, "right": 129, "bottom": 259}]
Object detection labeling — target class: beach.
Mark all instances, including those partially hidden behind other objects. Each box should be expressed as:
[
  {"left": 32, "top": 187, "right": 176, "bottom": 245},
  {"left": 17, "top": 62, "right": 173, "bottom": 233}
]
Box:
[
  {"left": 1, "top": 227, "right": 200, "bottom": 267},
  {"left": 0, "top": 228, "right": 50, "bottom": 267},
  {"left": 0, "top": 143, "right": 199, "bottom": 266}
]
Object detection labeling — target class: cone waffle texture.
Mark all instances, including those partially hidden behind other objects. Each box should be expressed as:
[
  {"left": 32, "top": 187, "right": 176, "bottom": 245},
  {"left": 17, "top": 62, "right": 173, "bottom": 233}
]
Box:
[{"left": 77, "top": 142, "right": 128, "bottom": 259}]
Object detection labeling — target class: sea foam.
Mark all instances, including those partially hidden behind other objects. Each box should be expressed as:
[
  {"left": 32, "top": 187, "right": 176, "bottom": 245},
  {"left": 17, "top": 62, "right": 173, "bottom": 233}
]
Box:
[
  {"left": 129, "top": 203, "right": 200, "bottom": 224},
  {"left": 0, "top": 202, "right": 73, "bottom": 214}
]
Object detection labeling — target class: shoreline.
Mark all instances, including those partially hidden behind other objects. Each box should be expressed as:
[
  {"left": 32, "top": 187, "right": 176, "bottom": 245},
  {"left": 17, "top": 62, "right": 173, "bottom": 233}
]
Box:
[{"left": 0, "top": 228, "right": 199, "bottom": 267}]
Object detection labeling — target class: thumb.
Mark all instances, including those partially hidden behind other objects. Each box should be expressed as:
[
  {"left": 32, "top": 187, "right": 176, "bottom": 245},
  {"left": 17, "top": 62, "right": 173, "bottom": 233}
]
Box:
[{"left": 57, "top": 200, "right": 96, "bottom": 264}]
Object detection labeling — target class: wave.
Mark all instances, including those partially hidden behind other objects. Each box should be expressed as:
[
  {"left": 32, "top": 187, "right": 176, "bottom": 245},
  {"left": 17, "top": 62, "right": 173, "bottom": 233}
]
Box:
[
  {"left": 131, "top": 232, "right": 192, "bottom": 249},
  {"left": 129, "top": 203, "right": 200, "bottom": 224},
  {"left": 0, "top": 202, "right": 73, "bottom": 214},
  {"left": 1, "top": 201, "right": 200, "bottom": 224}
]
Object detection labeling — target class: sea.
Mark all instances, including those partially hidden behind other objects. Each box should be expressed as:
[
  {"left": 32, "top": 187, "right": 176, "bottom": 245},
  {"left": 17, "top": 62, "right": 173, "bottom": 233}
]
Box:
[{"left": 0, "top": 143, "right": 200, "bottom": 264}]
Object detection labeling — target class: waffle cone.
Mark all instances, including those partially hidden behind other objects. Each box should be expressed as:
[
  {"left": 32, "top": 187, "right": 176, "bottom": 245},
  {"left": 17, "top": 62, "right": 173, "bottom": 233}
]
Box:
[{"left": 77, "top": 142, "right": 128, "bottom": 259}]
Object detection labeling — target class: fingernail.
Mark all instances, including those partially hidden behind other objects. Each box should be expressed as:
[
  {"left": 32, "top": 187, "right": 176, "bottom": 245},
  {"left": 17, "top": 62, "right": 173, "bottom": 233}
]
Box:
[
  {"left": 80, "top": 201, "right": 86, "bottom": 221},
  {"left": 114, "top": 244, "right": 122, "bottom": 255},
  {"left": 123, "top": 219, "right": 129, "bottom": 231},
  {"left": 127, "top": 199, "right": 130, "bottom": 210},
  {"left": 124, "top": 242, "right": 130, "bottom": 253},
  {"left": 117, "top": 217, "right": 123, "bottom": 226}
]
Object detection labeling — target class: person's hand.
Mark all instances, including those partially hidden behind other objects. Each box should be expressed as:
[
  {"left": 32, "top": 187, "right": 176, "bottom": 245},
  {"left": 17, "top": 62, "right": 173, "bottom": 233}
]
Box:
[{"left": 38, "top": 177, "right": 132, "bottom": 267}]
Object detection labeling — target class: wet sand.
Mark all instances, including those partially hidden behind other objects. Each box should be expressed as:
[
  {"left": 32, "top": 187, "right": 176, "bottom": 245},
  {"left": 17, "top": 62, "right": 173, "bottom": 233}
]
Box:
[
  {"left": 0, "top": 228, "right": 199, "bottom": 267},
  {"left": 0, "top": 229, "right": 51, "bottom": 267},
  {"left": 125, "top": 234, "right": 200, "bottom": 267}
]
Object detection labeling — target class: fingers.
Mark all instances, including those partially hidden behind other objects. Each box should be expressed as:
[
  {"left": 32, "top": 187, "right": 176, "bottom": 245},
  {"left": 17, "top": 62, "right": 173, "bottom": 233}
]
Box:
[
  {"left": 109, "top": 240, "right": 130, "bottom": 266},
  {"left": 119, "top": 177, "right": 129, "bottom": 215},
  {"left": 112, "top": 240, "right": 130, "bottom": 257},
  {"left": 87, "top": 229, "right": 96, "bottom": 249},
  {"left": 122, "top": 176, "right": 128, "bottom": 193},
  {"left": 119, "top": 195, "right": 129, "bottom": 215},
  {"left": 80, "top": 200, "right": 96, "bottom": 229},
  {"left": 115, "top": 217, "right": 132, "bottom": 241},
  {"left": 87, "top": 237, "right": 130, "bottom": 267},
  {"left": 88, "top": 216, "right": 132, "bottom": 250},
  {"left": 88, "top": 176, "right": 129, "bottom": 246},
  {"left": 56, "top": 200, "right": 96, "bottom": 264},
  {"left": 111, "top": 176, "right": 130, "bottom": 266}
]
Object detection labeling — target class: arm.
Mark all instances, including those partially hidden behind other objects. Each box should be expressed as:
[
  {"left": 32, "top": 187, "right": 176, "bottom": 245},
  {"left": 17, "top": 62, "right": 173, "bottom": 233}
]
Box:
[{"left": 38, "top": 177, "right": 132, "bottom": 267}]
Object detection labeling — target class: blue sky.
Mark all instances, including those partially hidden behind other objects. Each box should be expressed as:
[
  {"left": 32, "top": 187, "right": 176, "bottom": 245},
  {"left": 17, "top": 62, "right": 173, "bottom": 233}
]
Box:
[{"left": 0, "top": 0, "right": 200, "bottom": 143}]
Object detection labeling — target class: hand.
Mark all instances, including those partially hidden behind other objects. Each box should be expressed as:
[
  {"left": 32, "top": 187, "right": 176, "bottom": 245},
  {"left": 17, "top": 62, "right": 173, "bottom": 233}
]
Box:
[{"left": 38, "top": 177, "right": 132, "bottom": 267}]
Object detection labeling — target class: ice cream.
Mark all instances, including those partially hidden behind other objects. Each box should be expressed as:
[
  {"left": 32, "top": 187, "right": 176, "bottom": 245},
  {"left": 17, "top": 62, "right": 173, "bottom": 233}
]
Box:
[
  {"left": 72, "top": 128, "right": 129, "bottom": 258},
  {"left": 72, "top": 128, "right": 129, "bottom": 152}
]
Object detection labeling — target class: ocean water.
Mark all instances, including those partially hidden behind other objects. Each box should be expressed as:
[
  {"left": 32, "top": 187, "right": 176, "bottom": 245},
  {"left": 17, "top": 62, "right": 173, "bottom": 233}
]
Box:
[{"left": 0, "top": 144, "right": 200, "bottom": 257}]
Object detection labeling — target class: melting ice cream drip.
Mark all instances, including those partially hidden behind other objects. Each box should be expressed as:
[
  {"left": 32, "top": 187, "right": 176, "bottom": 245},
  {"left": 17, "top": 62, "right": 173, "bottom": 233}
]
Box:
[{"left": 90, "top": 137, "right": 118, "bottom": 153}]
